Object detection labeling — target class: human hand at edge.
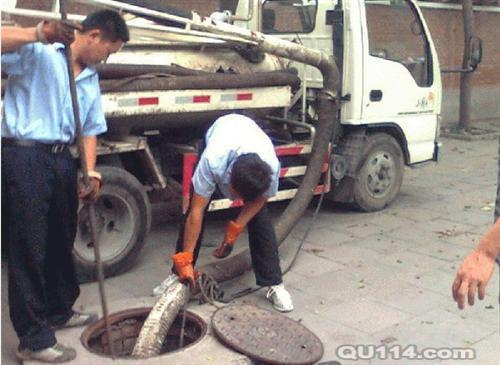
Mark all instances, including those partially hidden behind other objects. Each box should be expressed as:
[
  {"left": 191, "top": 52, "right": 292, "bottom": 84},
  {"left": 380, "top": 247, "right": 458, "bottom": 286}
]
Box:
[{"left": 452, "top": 248, "right": 496, "bottom": 309}]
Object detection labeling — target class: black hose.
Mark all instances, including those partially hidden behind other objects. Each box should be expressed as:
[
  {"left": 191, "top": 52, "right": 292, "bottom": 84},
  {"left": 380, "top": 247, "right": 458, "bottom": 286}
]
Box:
[
  {"left": 95, "top": 63, "right": 210, "bottom": 79},
  {"left": 99, "top": 70, "right": 301, "bottom": 92},
  {"left": 199, "top": 59, "right": 340, "bottom": 283}
]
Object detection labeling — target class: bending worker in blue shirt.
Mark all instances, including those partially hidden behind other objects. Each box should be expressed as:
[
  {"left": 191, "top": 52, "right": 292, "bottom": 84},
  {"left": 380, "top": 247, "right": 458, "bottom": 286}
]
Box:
[
  {"left": 1, "top": 10, "right": 129, "bottom": 363},
  {"left": 168, "top": 113, "right": 294, "bottom": 312}
]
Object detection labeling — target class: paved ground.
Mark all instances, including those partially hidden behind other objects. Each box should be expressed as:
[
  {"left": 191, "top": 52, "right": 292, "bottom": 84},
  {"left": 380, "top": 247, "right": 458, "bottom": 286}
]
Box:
[{"left": 2, "top": 135, "right": 499, "bottom": 364}]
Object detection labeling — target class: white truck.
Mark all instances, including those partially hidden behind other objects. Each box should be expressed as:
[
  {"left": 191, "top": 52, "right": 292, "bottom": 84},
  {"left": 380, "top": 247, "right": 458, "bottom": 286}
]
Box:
[{"left": 2, "top": 0, "right": 443, "bottom": 281}]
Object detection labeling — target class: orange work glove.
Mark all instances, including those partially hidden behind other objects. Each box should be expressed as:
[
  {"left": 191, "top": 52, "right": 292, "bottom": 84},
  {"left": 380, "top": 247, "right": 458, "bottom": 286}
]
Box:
[
  {"left": 212, "top": 220, "right": 245, "bottom": 259},
  {"left": 172, "top": 251, "right": 195, "bottom": 287}
]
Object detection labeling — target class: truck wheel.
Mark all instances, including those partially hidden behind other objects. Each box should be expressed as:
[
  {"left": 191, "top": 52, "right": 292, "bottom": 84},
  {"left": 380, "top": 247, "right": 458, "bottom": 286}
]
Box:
[
  {"left": 73, "top": 166, "right": 151, "bottom": 283},
  {"left": 353, "top": 133, "right": 404, "bottom": 212}
]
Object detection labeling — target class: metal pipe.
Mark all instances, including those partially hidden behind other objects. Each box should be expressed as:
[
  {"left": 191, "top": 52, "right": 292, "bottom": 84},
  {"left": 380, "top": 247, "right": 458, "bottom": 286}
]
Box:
[
  {"left": 73, "top": 0, "right": 199, "bottom": 28},
  {"left": 265, "top": 115, "right": 316, "bottom": 144},
  {"left": 0, "top": 8, "right": 257, "bottom": 46},
  {"left": 58, "top": 0, "right": 115, "bottom": 357},
  {"left": 0, "top": 7, "right": 85, "bottom": 21}
]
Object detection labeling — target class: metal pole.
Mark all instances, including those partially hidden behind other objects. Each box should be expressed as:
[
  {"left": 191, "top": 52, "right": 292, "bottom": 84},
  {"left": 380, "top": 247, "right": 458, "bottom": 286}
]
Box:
[
  {"left": 458, "top": 0, "right": 475, "bottom": 132},
  {"left": 58, "top": 0, "right": 115, "bottom": 358}
]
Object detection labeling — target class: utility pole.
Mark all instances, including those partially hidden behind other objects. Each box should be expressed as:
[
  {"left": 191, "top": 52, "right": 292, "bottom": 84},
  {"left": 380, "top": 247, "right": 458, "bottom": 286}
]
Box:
[{"left": 457, "top": 0, "right": 474, "bottom": 132}]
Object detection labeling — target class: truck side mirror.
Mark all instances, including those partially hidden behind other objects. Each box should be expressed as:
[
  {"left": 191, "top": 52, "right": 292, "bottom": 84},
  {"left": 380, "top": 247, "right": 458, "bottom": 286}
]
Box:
[{"left": 469, "top": 36, "right": 482, "bottom": 71}]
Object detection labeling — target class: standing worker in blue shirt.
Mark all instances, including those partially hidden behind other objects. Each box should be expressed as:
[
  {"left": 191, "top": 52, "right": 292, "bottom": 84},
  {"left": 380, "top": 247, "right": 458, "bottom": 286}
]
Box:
[
  {"left": 1, "top": 10, "right": 129, "bottom": 363},
  {"left": 167, "top": 113, "right": 294, "bottom": 312}
]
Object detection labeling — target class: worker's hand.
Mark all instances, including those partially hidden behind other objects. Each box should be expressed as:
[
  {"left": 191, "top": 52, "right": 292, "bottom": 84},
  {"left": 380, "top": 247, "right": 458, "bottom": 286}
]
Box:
[
  {"left": 78, "top": 177, "right": 102, "bottom": 204},
  {"left": 38, "top": 20, "right": 82, "bottom": 45},
  {"left": 212, "top": 241, "right": 234, "bottom": 259},
  {"left": 452, "top": 248, "right": 496, "bottom": 309},
  {"left": 172, "top": 252, "right": 196, "bottom": 288},
  {"left": 212, "top": 220, "right": 244, "bottom": 259}
]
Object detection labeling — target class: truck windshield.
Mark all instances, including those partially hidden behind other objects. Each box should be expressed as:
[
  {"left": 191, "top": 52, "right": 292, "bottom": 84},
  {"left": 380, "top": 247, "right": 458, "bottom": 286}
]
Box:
[
  {"left": 365, "top": 0, "right": 433, "bottom": 87},
  {"left": 262, "top": 0, "right": 318, "bottom": 34}
]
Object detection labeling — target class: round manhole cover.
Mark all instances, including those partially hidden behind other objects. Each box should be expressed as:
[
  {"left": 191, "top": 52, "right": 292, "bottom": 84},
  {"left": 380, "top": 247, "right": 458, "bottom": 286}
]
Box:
[{"left": 211, "top": 304, "right": 323, "bottom": 365}]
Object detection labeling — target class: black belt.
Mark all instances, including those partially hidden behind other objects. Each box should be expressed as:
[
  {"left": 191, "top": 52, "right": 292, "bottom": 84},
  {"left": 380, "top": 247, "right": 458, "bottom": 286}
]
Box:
[{"left": 2, "top": 138, "right": 68, "bottom": 153}]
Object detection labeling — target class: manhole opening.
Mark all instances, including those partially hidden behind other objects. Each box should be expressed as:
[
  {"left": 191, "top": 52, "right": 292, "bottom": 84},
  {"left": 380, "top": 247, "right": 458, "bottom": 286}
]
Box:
[{"left": 81, "top": 307, "right": 207, "bottom": 358}]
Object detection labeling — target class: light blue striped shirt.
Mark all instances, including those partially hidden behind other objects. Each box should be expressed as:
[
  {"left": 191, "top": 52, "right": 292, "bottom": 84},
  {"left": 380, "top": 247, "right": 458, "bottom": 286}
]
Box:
[
  {"left": 1, "top": 42, "right": 107, "bottom": 143},
  {"left": 192, "top": 114, "right": 280, "bottom": 200}
]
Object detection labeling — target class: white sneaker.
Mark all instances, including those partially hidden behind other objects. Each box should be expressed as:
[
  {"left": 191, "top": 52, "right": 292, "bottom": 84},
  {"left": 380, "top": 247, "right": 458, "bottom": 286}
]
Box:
[
  {"left": 16, "top": 343, "right": 76, "bottom": 363},
  {"left": 266, "top": 283, "right": 294, "bottom": 312},
  {"left": 52, "top": 311, "right": 98, "bottom": 329},
  {"left": 152, "top": 274, "right": 179, "bottom": 296}
]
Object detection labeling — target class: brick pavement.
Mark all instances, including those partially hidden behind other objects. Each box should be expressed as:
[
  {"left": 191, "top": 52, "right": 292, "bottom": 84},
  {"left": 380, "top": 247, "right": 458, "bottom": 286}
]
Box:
[{"left": 2, "top": 135, "right": 499, "bottom": 364}]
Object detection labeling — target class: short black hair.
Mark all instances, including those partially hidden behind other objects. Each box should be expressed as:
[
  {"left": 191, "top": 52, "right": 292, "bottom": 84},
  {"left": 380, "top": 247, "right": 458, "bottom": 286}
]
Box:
[
  {"left": 81, "top": 9, "right": 130, "bottom": 43},
  {"left": 230, "top": 153, "right": 272, "bottom": 202}
]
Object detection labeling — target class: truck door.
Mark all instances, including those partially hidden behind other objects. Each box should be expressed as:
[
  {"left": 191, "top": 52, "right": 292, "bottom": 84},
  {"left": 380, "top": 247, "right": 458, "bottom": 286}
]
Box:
[{"left": 361, "top": 0, "right": 441, "bottom": 164}]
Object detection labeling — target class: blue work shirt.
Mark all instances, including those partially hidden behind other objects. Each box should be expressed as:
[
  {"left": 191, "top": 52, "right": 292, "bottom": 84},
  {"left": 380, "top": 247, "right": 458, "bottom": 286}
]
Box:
[
  {"left": 1, "top": 42, "right": 107, "bottom": 143},
  {"left": 192, "top": 114, "right": 280, "bottom": 200}
]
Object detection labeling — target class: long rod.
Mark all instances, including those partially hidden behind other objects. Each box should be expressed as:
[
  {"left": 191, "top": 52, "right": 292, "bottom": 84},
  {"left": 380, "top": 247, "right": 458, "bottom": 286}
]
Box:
[
  {"left": 1, "top": 8, "right": 257, "bottom": 45},
  {"left": 58, "top": 1, "right": 115, "bottom": 358}
]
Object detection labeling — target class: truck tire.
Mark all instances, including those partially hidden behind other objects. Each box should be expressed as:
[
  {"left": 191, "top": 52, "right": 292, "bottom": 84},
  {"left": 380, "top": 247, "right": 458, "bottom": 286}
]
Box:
[
  {"left": 73, "top": 166, "right": 151, "bottom": 283},
  {"left": 353, "top": 133, "right": 404, "bottom": 212}
]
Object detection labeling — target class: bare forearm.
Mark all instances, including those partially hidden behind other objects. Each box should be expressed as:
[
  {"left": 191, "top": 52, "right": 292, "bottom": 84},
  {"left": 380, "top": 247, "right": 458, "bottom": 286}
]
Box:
[
  {"left": 183, "top": 211, "right": 204, "bottom": 254},
  {"left": 477, "top": 219, "right": 500, "bottom": 258},
  {"left": 1, "top": 27, "right": 37, "bottom": 53},
  {"left": 82, "top": 136, "right": 97, "bottom": 171},
  {"left": 235, "top": 196, "right": 267, "bottom": 227}
]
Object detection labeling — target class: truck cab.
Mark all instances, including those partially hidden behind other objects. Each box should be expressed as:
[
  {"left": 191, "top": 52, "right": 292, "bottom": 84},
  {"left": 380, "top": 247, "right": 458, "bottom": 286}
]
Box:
[{"left": 227, "top": 0, "right": 442, "bottom": 210}]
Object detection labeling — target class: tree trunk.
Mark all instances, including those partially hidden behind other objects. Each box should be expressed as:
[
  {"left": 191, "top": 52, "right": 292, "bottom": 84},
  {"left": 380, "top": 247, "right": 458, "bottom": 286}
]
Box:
[{"left": 458, "top": 0, "right": 475, "bottom": 132}]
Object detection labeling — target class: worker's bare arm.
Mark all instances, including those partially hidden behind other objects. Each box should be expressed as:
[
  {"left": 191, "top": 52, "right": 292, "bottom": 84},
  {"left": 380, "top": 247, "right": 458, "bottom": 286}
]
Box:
[
  {"left": 183, "top": 193, "right": 210, "bottom": 254},
  {"left": 1, "top": 27, "right": 37, "bottom": 54},
  {"left": 234, "top": 195, "right": 267, "bottom": 227},
  {"left": 83, "top": 136, "right": 98, "bottom": 172},
  {"left": 452, "top": 219, "right": 500, "bottom": 309}
]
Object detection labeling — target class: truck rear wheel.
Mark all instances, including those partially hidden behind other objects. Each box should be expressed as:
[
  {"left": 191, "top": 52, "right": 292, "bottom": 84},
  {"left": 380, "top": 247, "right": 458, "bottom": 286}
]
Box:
[
  {"left": 353, "top": 133, "right": 404, "bottom": 212},
  {"left": 73, "top": 166, "right": 151, "bottom": 283}
]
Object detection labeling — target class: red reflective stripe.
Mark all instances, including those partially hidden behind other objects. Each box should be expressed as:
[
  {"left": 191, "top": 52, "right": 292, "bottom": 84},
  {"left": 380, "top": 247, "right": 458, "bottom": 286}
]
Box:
[
  {"left": 314, "top": 185, "right": 325, "bottom": 194},
  {"left": 279, "top": 167, "right": 289, "bottom": 177},
  {"left": 275, "top": 145, "right": 304, "bottom": 156},
  {"left": 193, "top": 95, "right": 211, "bottom": 103},
  {"left": 138, "top": 97, "right": 159, "bottom": 106},
  {"left": 230, "top": 199, "right": 244, "bottom": 208},
  {"left": 236, "top": 93, "right": 253, "bottom": 101},
  {"left": 182, "top": 153, "right": 198, "bottom": 214}
]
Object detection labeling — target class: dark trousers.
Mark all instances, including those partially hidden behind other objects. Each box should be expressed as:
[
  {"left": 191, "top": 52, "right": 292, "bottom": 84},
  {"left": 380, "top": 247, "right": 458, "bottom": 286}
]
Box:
[
  {"left": 2, "top": 144, "right": 80, "bottom": 351},
  {"left": 175, "top": 202, "right": 283, "bottom": 287}
]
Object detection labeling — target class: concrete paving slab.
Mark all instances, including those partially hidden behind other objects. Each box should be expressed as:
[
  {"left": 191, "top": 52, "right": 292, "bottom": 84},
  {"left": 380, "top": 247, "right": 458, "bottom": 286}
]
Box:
[
  {"left": 300, "top": 227, "right": 354, "bottom": 247},
  {"left": 404, "top": 238, "right": 473, "bottom": 263},
  {"left": 288, "top": 250, "right": 346, "bottom": 278},
  {"left": 371, "top": 308, "right": 497, "bottom": 350},
  {"left": 321, "top": 298, "right": 413, "bottom": 334}
]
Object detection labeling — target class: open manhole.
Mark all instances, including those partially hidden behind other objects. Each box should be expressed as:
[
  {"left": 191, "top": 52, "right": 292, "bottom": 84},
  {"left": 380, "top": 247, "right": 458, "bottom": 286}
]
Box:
[{"left": 81, "top": 307, "right": 207, "bottom": 358}]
